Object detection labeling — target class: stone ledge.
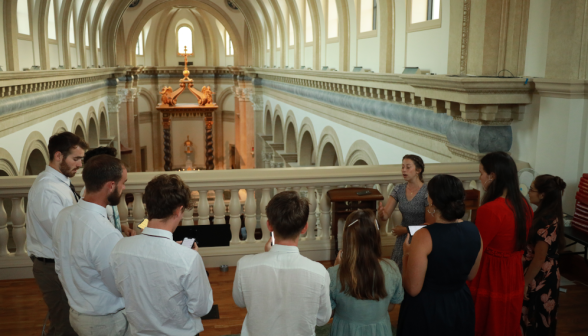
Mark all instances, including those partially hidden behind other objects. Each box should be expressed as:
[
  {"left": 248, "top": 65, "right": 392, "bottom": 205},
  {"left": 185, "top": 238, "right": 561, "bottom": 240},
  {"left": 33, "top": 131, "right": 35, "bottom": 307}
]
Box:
[{"left": 534, "top": 79, "right": 588, "bottom": 99}]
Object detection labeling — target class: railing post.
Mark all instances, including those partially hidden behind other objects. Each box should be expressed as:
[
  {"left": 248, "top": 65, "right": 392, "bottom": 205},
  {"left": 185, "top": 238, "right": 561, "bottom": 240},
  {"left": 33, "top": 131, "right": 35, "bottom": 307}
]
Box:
[
  {"left": 132, "top": 192, "right": 145, "bottom": 235},
  {"left": 182, "top": 194, "right": 195, "bottom": 226},
  {"left": 11, "top": 198, "right": 26, "bottom": 256},
  {"left": 260, "top": 188, "right": 271, "bottom": 242},
  {"left": 307, "top": 186, "right": 317, "bottom": 240},
  {"left": 198, "top": 190, "right": 210, "bottom": 225},
  {"left": 0, "top": 199, "right": 9, "bottom": 257},
  {"left": 245, "top": 189, "right": 256, "bottom": 242},
  {"left": 213, "top": 189, "right": 226, "bottom": 224},
  {"left": 118, "top": 194, "right": 129, "bottom": 229},
  {"left": 229, "top": 189, "right": 241, "bottom": 244},
  {"left": 376, "top": 183, "right": 389, "bottom": 235},
  {"left": 319, "top": 186, "right": 331, "bottom": 240}
]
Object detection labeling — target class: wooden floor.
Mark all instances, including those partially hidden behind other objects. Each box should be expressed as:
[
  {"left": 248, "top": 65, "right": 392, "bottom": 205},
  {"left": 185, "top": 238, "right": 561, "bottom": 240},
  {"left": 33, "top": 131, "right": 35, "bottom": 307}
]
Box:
[{"left": 1, "top": 256, "right": 586, "bottom": 336}]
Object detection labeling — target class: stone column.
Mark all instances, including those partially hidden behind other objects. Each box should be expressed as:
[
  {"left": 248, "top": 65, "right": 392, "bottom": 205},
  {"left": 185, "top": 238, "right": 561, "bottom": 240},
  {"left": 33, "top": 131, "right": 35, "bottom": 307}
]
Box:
[
  {"left": 247, "top": 81, "right": 264, "bottom": 169},
  {"left": 162, "top": 113, "right": 172, "bottom": 171},
  {"left": 238, "top": 87, "right": 249, "bottom": 168},
  {"left": 106, "top": 92, "right": 123, "bottom": 159},
  {"left": 233, "top": 86, "right": 241, "bottom": 169}
]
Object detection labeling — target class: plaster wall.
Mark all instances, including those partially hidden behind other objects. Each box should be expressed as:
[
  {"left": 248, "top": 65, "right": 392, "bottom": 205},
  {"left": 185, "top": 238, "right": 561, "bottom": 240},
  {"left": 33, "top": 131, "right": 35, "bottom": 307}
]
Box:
[
  {"left": 70, "top": 46, "right": 78, "bottom": 68},
  {"left": 0, "top": 4, "right": 6, "bottom": 70},
  {"left": 304, "top": 45, "right": 313, "bottom": 68},
  {"left": 288, "top": 48, "right": 295, "bottom": 67},
  {"left": 0, "top": 96, "right": 109, "bottom": 173},
  {"left": 164, "top": 14, "right": 206, "bottom": 66},
  {"left": 326, "top": 42, "right": 339, "bottom": 70},
  {"left": 405, "top": 0, "right": 450, "bottom": 74},
  {"left": 49, "top": 44, "right": 59, "bottom": 68},
  {"left": 523, "top": 0, "right": 550, "bottom": 78},
  {"left": 263, "top": 96, "right": 438, "bottom": 164},
  {"left": 17, "top": 39, "right": 34, "bottom": 70},
  {"left": 393, "top": 0, "right": 406, "bottom": 74},
  {"left": 136, "top": 55, "right": 145, "bottom": 65},
  {"left": 357, "top": 36, "right": 379, "bottom": 72},
  {"left": 275, "top": 50, "right": 281, "bottom": 68},
  {"left": 139, "top": 122, "right": 154, "bottom": 171}
]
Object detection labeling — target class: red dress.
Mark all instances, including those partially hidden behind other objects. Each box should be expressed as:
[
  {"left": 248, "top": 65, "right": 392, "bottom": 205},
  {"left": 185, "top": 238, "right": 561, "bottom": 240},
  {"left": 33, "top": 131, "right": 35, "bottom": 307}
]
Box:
[{"left": 467, "top": 198, "right": 532, "bottom": 336}]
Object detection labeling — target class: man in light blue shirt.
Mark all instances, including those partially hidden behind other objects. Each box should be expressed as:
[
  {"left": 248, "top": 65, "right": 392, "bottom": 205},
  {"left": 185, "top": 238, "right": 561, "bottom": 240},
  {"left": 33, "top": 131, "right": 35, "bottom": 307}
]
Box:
[{"left": 53, "top": 155, "right": 129, "bottom": 336}]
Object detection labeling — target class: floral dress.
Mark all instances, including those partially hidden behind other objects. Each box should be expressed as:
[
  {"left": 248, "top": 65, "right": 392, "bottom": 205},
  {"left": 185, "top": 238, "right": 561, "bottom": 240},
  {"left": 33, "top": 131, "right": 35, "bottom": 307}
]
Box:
[{"left": 521, "top": 217, "right": 561, "bottom": 336}]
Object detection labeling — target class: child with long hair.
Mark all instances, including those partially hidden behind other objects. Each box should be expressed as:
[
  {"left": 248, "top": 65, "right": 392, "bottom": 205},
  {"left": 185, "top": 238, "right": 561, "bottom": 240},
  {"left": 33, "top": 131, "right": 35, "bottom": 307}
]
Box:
[
  {"left": 521, "top": 175, "right": 566, "bottom": 336},
  {"left": 328, "top": 209, "right": 404, "bottom": 336}
]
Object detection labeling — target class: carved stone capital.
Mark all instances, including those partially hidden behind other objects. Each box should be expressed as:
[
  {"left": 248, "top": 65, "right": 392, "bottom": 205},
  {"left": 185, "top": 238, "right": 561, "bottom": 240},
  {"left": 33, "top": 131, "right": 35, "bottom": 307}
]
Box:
[{"left": 107, "top": 95, "right": 122, "bottom": 113}]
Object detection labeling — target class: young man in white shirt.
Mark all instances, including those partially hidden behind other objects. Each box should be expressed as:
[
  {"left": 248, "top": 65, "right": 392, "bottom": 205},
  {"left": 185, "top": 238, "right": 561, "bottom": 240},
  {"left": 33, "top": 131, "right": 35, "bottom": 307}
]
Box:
[
  {"left": 26, "top": 131, "right": 88, "bottom": 336},
  {"left": 232, "top": 191, "right": 332, "bottom": 336},
  {"left": 53, "top": 154, "right": 129, "bottom": 336},
  {"left": 110, "top": 174, "right": 213, "bottom": 336}
]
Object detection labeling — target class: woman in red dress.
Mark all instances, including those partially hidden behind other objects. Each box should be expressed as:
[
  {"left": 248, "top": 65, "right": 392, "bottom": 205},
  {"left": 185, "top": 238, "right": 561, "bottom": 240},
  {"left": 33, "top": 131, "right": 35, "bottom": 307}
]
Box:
[{"left": 467, "top": 152, "right": 533, "bottom": 336}]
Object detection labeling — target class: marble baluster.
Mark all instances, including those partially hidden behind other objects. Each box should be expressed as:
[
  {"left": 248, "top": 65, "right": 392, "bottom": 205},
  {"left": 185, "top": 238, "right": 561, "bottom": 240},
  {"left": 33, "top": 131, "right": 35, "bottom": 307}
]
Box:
[
  {"left": 214, "top": 190, "right": 226, "bottom": 224},
  {"left": 0, "top": 199, "right": 9, "bottom": 257},
  {"left": 118, "top": 194, "right": 129, "bottom": 229},
  {"left": 229, "top": 189, "right": 241, "bottom": 244},
  {"left": 259, "top": 188, "right": 271, "bottom": 241},
  {"left": 198, "top": 190, "right": 210, "bottom": 225},
  {"left": 244, "top": 189, "right": 256, "bottom": 242},
  {"left": 306, "top": 186, "right": 317, "bottom": 240},
  {"left": 319, "top": 186, "right": 331, "bottom": 240},
  {"left": 133, "top": 192, "right": 145, "bottom": 235},
  {"left": 11, "top": 198, "right": 26, "bottom": 256},
  {"left": 182, "top": 195, "right": 195, "bottom": 226}
]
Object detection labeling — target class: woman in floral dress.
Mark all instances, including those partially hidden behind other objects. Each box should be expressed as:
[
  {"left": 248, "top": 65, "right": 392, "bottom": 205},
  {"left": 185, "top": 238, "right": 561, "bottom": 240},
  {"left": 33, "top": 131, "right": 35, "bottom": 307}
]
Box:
[{"left": 521, "top": 175, "right": 567, "bottom": 336}]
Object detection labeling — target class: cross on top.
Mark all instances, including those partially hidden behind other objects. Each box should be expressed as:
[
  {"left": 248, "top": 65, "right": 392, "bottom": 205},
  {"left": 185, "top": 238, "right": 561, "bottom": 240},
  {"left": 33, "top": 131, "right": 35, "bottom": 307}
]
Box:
[{"left": 181, "top": 46, "right": 193, "bottom": 72}]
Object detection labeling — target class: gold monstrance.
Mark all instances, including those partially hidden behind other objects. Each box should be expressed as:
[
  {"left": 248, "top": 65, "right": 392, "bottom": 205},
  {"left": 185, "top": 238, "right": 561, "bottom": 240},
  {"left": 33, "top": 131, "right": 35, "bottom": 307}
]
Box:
[{"left": 157, "top": 46, "right": 218, "bottom": 171}]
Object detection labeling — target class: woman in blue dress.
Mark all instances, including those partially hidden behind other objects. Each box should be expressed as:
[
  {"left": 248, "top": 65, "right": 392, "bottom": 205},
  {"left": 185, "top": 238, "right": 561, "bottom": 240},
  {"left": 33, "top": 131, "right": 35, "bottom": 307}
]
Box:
[{"left": 328, "top": 209, "right": 404, "bottom": 336}]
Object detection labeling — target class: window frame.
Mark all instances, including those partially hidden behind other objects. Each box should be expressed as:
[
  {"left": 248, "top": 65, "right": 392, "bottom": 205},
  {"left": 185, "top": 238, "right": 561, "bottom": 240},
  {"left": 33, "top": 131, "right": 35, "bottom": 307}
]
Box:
[
  {"left": 288, "top": 14, "right": 294, "bottom": 49},
  {"left": 406, "top": 0, "right": 442, "bottom": 33},
  {"left": 275, "top": 20, "right": 281, "bottom": 51},
  {"left": 304, "top": 0, "right": 313, "bottom": 46},
  {"left": 136, "top": 30, "right": 144, "bottom": 56},
  {"left": 225, "top": 30, "right": 234, "bottom": 56},
  {"left": 47, "top": 0, "right": 58, "bottom": 41},
  {"left": 176, "top": 24, "right": 194, "bottom": 56},
  {"left": 326, "top": 0, "right": 339, "bottom": 43},
  {"left": 68, "top": 10, "right": 76, "bottom": 47},
  {"left": 356, "top": 0, "right": 377, "bottom": 39},
  {"left": 16, "top": 0, "right": 33, "bottom": 37}
]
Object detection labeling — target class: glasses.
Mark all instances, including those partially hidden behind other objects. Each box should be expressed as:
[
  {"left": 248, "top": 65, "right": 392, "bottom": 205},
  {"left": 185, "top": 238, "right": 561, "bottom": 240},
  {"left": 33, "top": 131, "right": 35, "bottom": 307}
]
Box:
[{"left": 529, "top": 188, "right": 538, "bottom": 193}]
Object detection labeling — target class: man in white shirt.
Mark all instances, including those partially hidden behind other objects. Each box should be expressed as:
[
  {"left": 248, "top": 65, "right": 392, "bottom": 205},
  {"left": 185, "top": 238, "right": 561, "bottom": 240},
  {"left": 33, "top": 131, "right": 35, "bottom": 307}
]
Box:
[
  {"left": 110, "top": 174, "right": 213, "bottom": 336},
  {"left": 233, "top": 191, "right": 332, "bottom": 336},
  {"left": 26, "top": 131, "right": 87, "bottom": 336},
  {"left": 53, "top": 154, "right": 129, "bottom": 336}
]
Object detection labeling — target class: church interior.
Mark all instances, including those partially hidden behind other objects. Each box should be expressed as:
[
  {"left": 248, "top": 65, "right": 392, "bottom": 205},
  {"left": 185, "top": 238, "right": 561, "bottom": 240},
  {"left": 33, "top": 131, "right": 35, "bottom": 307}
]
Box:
[{"left": 0, "top": 0, "right": 588, "bottom": 334}]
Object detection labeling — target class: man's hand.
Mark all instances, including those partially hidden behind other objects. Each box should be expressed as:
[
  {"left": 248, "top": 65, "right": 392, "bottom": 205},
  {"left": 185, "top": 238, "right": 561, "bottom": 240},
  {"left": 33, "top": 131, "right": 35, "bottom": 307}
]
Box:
[
  {"left": 192, "top": 242, "right": 199, "bottom": 252},
  {"left": 378, "top": 203, "right": 389, "bottom": 221},
  {"left": 122, "top": 225, "right": 136, "bottom": 237}
]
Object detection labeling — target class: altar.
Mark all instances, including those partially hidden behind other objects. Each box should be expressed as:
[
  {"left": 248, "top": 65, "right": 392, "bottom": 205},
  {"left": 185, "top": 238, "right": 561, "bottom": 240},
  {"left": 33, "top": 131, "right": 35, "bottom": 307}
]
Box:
[{"left": 157, "top": 47, "right": 218, "bottom": 170}]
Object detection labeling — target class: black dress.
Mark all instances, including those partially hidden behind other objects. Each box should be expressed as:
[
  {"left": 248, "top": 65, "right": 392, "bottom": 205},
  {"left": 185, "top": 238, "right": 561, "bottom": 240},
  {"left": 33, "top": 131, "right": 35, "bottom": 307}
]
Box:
[{"left": 397, "top": 222, "right": 481, "bottom": 336}]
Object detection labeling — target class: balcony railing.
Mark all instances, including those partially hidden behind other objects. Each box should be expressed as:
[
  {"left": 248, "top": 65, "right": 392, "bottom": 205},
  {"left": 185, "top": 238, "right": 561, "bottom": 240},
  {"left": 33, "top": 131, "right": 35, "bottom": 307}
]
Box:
[{"left": 0, "top": 162, "right": 486, "bottom": 278}]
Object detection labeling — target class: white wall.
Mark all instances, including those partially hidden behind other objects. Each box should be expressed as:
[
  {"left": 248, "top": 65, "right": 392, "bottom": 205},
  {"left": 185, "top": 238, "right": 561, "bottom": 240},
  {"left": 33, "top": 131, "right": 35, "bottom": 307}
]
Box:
[
  {"left": 304, "top": 45, "right": 313, "bottom": 68},
  {"left": 165, "top": 13, "right": 207, "bottom": 66},
  {"left": 357, "top": 37, "right": 379, "bottom": 72},
  {"left": 49, "top": 44, "right": 60, "bottom": 68},
  {"left": 326, "top": 42, "right": 339, "bottom": 70},
  {"left": 263, "top": 96, "right": 438, "bottom": 164},
  {"left": 394, "top": 0, "right": 406, "bottom": 74},
  {"left": 17, "top": 39, "right": 35, "bottom": 70},
  {"left": 0, "top": 97, "right": 109, "bottom": 173},
  {"left": 523, "top": 0, "right": 551, "bottom": 78},
  {"left": 70, "top": 46, "right": 78, "bottom": 68},
  {"left": 405, "top": 0, "right": 450, "bottom": 74},
  {"left": 171, "top": 119, "right": 206, "bottom": 168},
  {"left": 288, "top": 48, "right": 295, "bottom": 67}
]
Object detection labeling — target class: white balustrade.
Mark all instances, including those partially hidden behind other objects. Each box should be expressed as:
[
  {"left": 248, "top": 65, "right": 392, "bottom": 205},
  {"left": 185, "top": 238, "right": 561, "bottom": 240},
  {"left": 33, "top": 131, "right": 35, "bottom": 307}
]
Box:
[
  {"left": 259, "top": 188, "right": 271, "bottom": 241},
  {"left": 244, "top": 189, "right": 256, "bottom": 242},
  {"left": 118, "top": 194, "right": 129, "bottom": 228},
  {"left": 198, "top": 189, "right": 210, "bottom": 225},
  {"left": 182, "top": 197, "right": 195, "bottom": 226},
  {"left": 213, "top": 189, "right": 225, "bottom": 224},
  {"left": 229, "top": 189, "right": 241, "bottom": 244},
  {"left": 132, "top": 192, "right": 145, "bottom": 235},
  {"left": 0, "top": 199, "right": 8, "bottom": 257},
  {"left": 11, "top": 198, "right": 26, "bottom": 256},
  {"left": 306, "top": 186, "right": 317, "bottom": 240},
  {"left": 319, "top": 186, "right": 331, "bottom": 240}
]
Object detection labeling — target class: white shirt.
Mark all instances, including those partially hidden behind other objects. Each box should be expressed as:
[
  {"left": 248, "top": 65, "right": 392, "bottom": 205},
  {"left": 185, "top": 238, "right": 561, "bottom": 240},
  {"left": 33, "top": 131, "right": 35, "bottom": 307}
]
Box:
[
  {"left": 110, "top": 227, "right": 214, "bottom": 336},
  {"left": 26, "top": 165, "right": 78, "bottom": 258},
  {"left": 233, "top": 244, "right": 332, "bottom": 336},
  {"left": 53, "top": 200, "right": 125, "bottom": 315},
  {"left": 80, "top": 187, "right": 121, "bottom": 231}
]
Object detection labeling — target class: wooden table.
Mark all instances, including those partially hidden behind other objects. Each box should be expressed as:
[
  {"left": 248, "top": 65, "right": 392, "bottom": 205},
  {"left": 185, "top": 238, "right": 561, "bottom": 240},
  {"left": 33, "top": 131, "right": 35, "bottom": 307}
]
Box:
[
  {"left": 327, "top": 188, "right": 384, "bottom": 257},
  {"left": 564, "top": 226, "right": 588, "bottom": 264}
]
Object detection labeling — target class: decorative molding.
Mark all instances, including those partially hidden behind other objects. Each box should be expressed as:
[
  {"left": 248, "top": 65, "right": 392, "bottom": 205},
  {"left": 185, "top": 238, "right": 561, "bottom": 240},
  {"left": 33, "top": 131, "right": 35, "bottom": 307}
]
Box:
[
  {"left": 460, "top": 0, "right": 471, "bottom": 76},
  {"left": 534, "top": 79, "right": 588, "bottom": 99},
  {"left": 107, "top": 95, "right": 122, "bottom": 113},
  {"left": 446, "top": 144, "right": 485, "bottom": 162}
]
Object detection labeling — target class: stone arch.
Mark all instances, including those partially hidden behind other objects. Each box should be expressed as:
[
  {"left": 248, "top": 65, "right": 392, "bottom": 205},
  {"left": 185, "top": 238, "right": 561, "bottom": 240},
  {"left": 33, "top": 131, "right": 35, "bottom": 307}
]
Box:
[
  {"left": 284, "top": 111, "right": 298, "bottom": 153},
  {"left": 138, "top": 89, "right": 157, "bottom": 111},
  {"left": 217, "top": 87, "right": 235, "bottom": 112},
  {"left": 20, "top": 131, "right": 50, "bottom": 176},
  {"left": 25, "top": 149, "right": 47, "bottom": 176},
  {"left": 297, "top": 117, "right": 318, "bottom": 166},
  {"left": 316, "top": 126, "right": 344, "bottom": 167},
  {"left": 52, "top": 120, "right": 69, "bottom": 135},
  {"left": 273, "top": 105, "right": 285, "bottom": 144},
  {"left": 0, "top": 148, "right": 19, "bottom": 176},
  {"left": 87, "top": 107, "right": 99, "bottom": 148},
  {"left": 345, "top": 139, "right": 379, "bottom": 166},
  {"left": 265, "top": 109, "right": 273, "bottom": 136},
  {"left": 71, "top": 112, "right": 87, "bottom": 141},
  {"left": 98, "top": 103, "right": 109, "bottom": 139}
]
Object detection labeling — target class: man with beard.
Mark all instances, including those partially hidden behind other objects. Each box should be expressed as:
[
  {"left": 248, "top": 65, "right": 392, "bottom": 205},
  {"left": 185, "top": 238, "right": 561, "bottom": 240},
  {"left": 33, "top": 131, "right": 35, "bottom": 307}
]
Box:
[
  {"left": 26, "top": 131, "right": 87, "bottom": 336},
  {"left": 53, "top": 154, "right": 129, "bottom": 336}
]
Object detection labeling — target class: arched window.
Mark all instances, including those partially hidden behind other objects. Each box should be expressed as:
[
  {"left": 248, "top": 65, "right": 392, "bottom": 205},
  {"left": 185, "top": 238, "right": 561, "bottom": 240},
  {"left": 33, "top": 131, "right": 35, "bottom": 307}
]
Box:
[
  {"left": 288, "top": 15, "right": 294, "bottom": 46},
  {"left": 69, "top": 12, "right": 75, "bottom": 44},
  {"left": 85, "top": 23, "right": 89, "bottom": 47},
  {"left": 225, "top": 31, "right": 234, "bottom": 56},
  {"left": 407, "top": 0, "right": 441, "bottom": 32},
  {"left": 96, "top": 29, "right": 100, "bottom": 49},
  {"left": 136, "top": 31, "right": 144, "bottom": 55},
  {"left": 327, "top": 0, "right": 338, "bottom": 39},
  {"left": 276, "top": 23, "right": 281, "bottom": 49},
  {"left": 359, "top": 0, "right": 377, "bottom": 33},
  {"left": 17, "top": 0, "right": 30, "bottom": 35},
  {"left": 267, "top": 31, "right": 270, "bottom": 50},
  {"left": 177, "top": 26, "right": 192, "bottom": 54},
  {"left": 305, "top": 1, "right": 313, "bottom": 43},
  {"left": 47, "top": 0, "right": 57, "bottom": 40}
]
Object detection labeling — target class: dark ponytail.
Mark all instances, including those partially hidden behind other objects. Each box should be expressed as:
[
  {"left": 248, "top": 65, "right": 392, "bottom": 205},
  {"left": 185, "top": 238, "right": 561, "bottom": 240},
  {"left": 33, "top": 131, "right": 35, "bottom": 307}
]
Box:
[
  {"left": 427, "top": 174, "right": 466, "bottom": 221},
  {"left": 480, "top": 152, "right": 532, "bottom": 251},
  {"left": 403, "top": 154, "right": 425, "bottom": 183},
  {"left": 530, "top": 175, "right": 566, "bottom": 251}
]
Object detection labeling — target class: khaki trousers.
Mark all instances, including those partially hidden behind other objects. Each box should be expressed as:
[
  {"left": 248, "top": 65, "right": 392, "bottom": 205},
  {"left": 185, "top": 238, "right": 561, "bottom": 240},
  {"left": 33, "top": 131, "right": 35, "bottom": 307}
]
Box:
[
  {"left": 69, "top": 309, "right": 130, "bottom": 336},
  {"left": 32, "top": 257, "right": 77, "bottom": 336}
]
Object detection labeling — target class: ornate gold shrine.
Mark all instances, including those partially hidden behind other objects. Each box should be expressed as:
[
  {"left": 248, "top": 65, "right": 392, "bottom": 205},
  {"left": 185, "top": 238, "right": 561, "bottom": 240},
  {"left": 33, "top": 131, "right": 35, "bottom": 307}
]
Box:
[{"left": 157, "top": 47, "right": 218, "bottom": 170}]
